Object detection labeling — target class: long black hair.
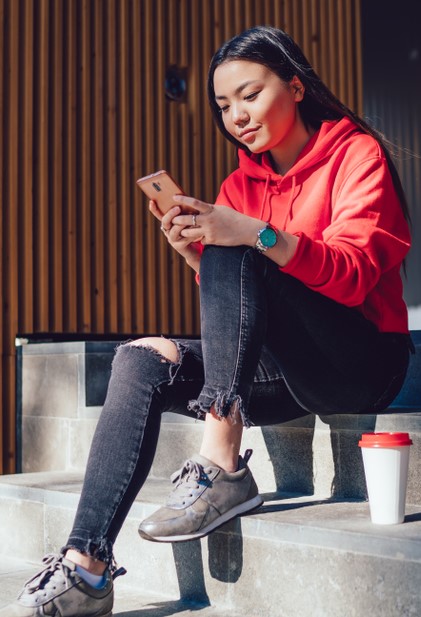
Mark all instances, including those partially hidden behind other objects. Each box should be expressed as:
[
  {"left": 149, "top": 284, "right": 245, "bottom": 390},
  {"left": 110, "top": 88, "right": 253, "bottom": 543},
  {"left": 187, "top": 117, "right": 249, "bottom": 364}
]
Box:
[{"left": 207, "top": 26, "right": 410, "bottom": 222}]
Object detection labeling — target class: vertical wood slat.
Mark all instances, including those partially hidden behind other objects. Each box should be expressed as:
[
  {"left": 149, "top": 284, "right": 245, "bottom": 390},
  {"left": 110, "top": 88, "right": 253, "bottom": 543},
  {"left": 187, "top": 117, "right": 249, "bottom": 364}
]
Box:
[
  {"left": 51, "top": 0, "right": 64, "bottom": 331},
  {"left": 63, "top": 0, "right": 78, "bottom": 332},
  {"left": 0, "top": 0, "right": 363, "bottom": 473},
  {"left": 34, "top": 0, "right": 49, "bottom": 331},
  {"left": 1, "top": 0, "right": 20, "bottom": 474},
  {"left": 142, "top": 0, "right": 159, "bottom": 333},
  {"left": 156, "top": 0, "right": 170, "bottom": 334},
  {"left": 78, "top": 0, "right": 92, "bottom": 332},
  {"left": 354, "top": 0, "right": 363, "bottom": 114},
  {"left": 130, "top": 0, "right": 146, "bottom": 333},
  {"left": 92, "top": 0, "right": 105, "bottom": 333},
  {"left": 20, "top": 0, "right": 34, "bottom": 331},
  {"left": 117, "top": 1, "right": 132, "bottom": 333},
  {"left": 105, "top": 0, "right": 118, "bottom": 333}
]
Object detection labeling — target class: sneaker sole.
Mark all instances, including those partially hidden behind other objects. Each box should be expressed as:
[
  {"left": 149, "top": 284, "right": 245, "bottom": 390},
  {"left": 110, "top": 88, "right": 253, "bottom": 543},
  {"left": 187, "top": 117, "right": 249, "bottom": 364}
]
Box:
[{"left": 138, "top": 494, "right": 263, "bottom": 543}]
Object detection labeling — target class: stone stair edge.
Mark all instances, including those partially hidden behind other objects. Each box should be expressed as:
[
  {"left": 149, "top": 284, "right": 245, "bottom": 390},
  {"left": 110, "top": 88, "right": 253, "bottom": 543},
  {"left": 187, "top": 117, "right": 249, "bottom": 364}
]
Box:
[
  {"left": 0, "top": 556, "right": 242, "bottom": 617},
  {"left": 1, "top": 471, "right": 421, "bottom": 564},
  {"left": 161, "top": 411, "right": 421, "bottom": 430}
]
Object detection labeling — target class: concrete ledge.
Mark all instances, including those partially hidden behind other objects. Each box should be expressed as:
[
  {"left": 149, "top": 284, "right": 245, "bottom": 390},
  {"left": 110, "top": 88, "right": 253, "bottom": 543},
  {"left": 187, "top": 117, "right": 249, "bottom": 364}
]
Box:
[
  {"left": 0, "top": 471, "right": 421, "bottom": 616},
  {"left": 0, "top": 557, "right": 242, "bottom": 617},
  {"left": 17, "top": 333, "right": 421, "bottom": 484},
  {"left": 152, "top": 412, "right": 421, "bottom": 504}
]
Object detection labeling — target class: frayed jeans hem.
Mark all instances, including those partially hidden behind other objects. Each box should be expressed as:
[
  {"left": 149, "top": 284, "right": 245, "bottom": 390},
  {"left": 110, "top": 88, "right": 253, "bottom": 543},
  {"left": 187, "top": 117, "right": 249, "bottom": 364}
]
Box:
[
  {"left": 187, "top": 387, "right": 251, "bottom": 428},
  {"left": 62, "top": 537, "right": 116, "bottom": 570}
]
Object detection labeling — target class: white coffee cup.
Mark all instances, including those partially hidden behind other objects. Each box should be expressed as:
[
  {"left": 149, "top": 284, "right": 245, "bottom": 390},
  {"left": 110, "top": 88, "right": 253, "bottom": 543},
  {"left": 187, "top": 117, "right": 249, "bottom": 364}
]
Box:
[{"left": 358, "top": 432, "right": 413, "bottom": 525}]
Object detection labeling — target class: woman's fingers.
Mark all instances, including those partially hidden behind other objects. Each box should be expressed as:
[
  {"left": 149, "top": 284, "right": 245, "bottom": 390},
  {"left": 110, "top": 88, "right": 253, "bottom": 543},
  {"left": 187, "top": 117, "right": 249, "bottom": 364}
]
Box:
[
  {"left": 149, "top": 199, "right": 203, "bottom": 257},
  {"left": 173, "top": 195, "right": 213, "bottom": 214},
  {"left": 173, "top": 213, "right": 200, "bottom": 227},
  {"left": 155, "top": 195, "right": 213, "bottom": 239},
  {"left": 149, "top": 200, "right": 162, "bottom": 221},
  {"left": 160, "top": 206, "right": 181, "bottom": 231},
  {"left": 172, "top": 204, "right": 214, "bottom": 228}
]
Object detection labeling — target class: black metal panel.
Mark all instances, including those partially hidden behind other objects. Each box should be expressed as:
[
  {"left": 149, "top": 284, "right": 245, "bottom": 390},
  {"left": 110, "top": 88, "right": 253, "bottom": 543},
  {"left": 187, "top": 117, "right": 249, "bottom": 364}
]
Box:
[
  {"left": 85, "top": 341, "right": 121, "bottom": 407},
  {"left": 361, "top": 0, "right": 421, "bottom": 307}
]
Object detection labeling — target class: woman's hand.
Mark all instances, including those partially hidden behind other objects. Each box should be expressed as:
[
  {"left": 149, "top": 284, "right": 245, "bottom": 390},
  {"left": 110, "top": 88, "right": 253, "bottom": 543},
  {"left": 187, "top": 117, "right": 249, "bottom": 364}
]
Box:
[
  {"left": 172, "top": 195, "right": 262, "bottom": 247},
  {"left": 172, "top": 195, "right": 299, "bottom": 267},
  {"left": 149, "top": 200, "right": 203, "bottom": 272},
  {"left": 151, "top": 194, "right": 298, "bottom": 270}
]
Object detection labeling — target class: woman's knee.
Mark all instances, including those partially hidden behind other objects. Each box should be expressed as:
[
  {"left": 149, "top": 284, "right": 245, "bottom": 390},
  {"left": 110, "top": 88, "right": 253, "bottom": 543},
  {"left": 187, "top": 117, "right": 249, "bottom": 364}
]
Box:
[{"left": 128, "top": 337, "right": 179, "bottom": 363}]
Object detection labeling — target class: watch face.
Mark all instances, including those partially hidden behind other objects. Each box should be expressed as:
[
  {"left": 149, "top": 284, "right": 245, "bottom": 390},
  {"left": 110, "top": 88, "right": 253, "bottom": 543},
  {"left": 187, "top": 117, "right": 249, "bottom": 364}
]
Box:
[{"left": 260, "top": 227, "right": 277, "bottom": 248}]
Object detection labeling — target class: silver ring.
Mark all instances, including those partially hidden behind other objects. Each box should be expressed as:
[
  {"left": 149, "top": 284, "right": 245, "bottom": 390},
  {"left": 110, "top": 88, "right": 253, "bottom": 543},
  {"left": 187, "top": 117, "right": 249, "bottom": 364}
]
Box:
[
  {"left": 160, "top": 225, "right": 167, "bottom": 233},
  {"left": 192, "top": 214, "right": 197, "bottom": 227}
]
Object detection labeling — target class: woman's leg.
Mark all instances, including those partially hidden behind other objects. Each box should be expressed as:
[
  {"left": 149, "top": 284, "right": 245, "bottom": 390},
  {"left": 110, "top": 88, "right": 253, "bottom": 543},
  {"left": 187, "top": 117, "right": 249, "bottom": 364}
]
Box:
[
  {"left": 62, "top": 246, "right": 413, "bottom": 553},
  {"left": 194, "top": 244, "right": 410, "bottom": 421},
  {"left": 1, "top": 337, "right": 209, "bottom": 617},
  {"left": 199, "top": 409, "right": 243, "bottom": 472},
  {"left": 140, "top": 246, "right": 408, "bottom": 541},
  {"left": 62, "top": 338, "right": 205, "bottom": 567},
  {"left": 138, "top": 245, "right": 284, "bottom": 542},
  {"left": 258, "top": 264, "right": 411, "bottom": 416}
]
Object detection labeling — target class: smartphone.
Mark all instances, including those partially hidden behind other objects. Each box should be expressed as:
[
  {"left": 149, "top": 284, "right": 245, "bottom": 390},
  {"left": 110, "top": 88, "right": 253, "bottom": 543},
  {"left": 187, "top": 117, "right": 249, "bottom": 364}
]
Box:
[{"left": 136, "top": 170, "right": 197, "bottom": 215}]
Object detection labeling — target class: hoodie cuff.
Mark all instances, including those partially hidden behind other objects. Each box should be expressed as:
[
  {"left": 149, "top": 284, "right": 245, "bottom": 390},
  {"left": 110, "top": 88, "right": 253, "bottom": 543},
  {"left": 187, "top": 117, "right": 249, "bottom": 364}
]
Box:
[
  {"left": 280, "top": 232, "right": 316, "bottom": 279},
  {"left": 279, "top": 231, "right": 304, "bottom": 274}
]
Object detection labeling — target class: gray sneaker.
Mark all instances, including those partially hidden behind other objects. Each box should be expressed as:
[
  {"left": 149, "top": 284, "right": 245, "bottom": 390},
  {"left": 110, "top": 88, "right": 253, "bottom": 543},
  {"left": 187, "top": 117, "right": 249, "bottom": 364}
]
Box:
[
  {"left": 138, "top": 449, "right": 263, "bottom": 542},
  {"left": 0, "top": 553, "right": 126, "bottom": 617}
]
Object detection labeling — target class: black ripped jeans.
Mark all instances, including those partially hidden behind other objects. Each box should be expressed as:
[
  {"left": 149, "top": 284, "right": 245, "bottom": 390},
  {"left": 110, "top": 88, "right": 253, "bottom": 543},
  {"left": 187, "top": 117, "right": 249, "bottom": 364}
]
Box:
[{"left": 64, "top": 245, "right": 410, "bottom": 565}]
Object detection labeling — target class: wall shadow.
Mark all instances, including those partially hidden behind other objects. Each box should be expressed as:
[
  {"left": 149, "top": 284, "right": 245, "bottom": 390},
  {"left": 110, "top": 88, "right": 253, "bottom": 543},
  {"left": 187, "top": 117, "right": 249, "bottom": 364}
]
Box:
[
  {"left": 171, "top": 540, "right": 210, "bottom": 605},
  {"left": 169, "top": 517, "right": 244, "bottom": 601},
  {"left": 261, "top": 414, "right": 316, "bottom": 496},
  {"left": 321, "top": 414, "right": 376, "bottom": 499},
  {"left": 261, "top": 412, "right": 378, "bottom": 500},
  {"left": 207, "top": 518, "right": 243, "bottom": 583}
]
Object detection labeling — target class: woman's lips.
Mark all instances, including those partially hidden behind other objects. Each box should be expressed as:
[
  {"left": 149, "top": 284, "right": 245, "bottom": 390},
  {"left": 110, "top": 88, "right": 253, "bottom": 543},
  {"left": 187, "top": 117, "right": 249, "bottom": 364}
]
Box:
[{"left": 239, "top": 128, "right": 259, "bottom": 142}]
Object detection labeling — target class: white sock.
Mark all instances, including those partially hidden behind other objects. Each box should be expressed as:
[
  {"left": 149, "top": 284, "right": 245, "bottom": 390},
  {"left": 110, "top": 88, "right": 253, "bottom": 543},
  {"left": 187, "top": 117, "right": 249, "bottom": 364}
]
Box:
[{"left": 75, "top": 564, "right": 107, "bottom": 589}]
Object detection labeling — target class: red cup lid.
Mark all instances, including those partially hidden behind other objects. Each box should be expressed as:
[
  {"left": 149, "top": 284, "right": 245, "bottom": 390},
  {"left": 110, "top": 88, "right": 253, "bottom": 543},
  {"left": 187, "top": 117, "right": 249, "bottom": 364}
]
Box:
[{"left": 358, "top": 432, "right": 413, "bottom": 448}]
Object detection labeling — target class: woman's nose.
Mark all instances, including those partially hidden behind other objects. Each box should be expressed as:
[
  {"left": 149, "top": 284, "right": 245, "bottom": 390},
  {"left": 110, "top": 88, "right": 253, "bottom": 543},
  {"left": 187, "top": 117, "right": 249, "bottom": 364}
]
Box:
[{"left": 232, "top": 105, "right": 249, "bottom": 125}]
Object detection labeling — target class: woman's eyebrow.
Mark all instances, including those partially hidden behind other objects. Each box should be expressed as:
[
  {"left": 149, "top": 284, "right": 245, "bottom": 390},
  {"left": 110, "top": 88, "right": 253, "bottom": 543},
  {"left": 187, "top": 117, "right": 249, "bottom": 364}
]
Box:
[{"left": 215, "top": 80, "right": 260, "bottom": 100}]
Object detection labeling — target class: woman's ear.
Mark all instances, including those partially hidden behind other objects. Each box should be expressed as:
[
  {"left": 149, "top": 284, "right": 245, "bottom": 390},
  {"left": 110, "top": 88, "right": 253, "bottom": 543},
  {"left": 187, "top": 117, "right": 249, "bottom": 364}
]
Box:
[{"left": 290, "top": 76, "right": 305, "bottom": 102}]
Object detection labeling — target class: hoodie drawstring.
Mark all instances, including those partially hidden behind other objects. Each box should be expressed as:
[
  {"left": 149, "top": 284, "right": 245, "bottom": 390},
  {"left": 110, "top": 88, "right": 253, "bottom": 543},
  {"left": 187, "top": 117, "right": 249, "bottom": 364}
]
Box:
[
  {"left": 260, "top": 174, "right": 298, "bottom": 230},
  {"left": 283, "top": 175, "right": 297, "bottom": 228},
  {"left": 259, "top": 174, "right": 271, "bottom": 221}
]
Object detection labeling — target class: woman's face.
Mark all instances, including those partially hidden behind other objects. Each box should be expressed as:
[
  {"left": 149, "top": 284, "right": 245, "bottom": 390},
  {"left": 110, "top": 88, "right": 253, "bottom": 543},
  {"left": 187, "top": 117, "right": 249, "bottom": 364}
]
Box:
[{"left": 213, "top": 60, "right": 305, "bottom": 155}]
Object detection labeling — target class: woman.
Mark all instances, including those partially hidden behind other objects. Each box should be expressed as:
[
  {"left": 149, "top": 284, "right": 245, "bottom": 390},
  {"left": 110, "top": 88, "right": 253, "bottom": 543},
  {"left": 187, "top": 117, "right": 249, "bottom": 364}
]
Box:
[{"left": 2, "top": 25, "right": 412, "bottom": 617}]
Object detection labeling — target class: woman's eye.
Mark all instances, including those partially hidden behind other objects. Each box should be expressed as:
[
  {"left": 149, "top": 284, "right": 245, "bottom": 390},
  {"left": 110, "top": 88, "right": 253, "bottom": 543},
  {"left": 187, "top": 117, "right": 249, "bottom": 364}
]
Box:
[
  {"left": 219, "top": 105, "right": 230, "bottom": 114},
  {"left": 244, "top": 91, "right": 259, "bottom": 101}
]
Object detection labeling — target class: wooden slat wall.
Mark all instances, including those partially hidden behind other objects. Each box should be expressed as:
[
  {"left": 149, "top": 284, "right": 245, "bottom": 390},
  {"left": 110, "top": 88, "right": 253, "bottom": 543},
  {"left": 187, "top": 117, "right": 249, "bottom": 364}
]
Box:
[{"left": 0, "top": 0, "right": 362, "bottom": 474}]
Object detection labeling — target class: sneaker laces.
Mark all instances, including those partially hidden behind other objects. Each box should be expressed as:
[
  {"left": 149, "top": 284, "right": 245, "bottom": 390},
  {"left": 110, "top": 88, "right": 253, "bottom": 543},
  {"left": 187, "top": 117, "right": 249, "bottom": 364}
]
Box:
[
  {"left": 21, "top": 554, "right": 73, "bottom": 599},
  {"left": 168, "top": 459, "right": 210, "bottom": 505}
]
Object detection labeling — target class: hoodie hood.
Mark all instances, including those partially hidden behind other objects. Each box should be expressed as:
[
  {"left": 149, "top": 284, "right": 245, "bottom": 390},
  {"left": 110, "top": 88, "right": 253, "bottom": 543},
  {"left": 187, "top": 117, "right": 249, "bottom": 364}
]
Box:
[
  {"left": 234, "top": 117, "right": 361, "bottom": 224},
  {"left": 238, "top": 117, "right": 359, "bottom": 181}
]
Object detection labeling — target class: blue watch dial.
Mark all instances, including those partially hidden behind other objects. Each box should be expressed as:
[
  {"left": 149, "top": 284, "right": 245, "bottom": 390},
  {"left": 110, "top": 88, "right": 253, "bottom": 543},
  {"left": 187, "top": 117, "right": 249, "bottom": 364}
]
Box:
[{"left": 259, "top": 226, "right": 277, "bottom": 248}]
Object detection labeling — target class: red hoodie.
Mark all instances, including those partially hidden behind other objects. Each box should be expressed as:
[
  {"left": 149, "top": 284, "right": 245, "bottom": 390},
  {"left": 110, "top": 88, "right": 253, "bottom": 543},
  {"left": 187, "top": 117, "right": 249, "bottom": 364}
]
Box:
[{"left": 215, "top": 117, "right": 411, "bottom": 333}]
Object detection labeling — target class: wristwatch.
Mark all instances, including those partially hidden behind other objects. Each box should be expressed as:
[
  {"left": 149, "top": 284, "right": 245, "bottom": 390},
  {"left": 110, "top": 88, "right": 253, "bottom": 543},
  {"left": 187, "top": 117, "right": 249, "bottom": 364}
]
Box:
[{"left": 255, "top": 223, "right": 278, "bottom": 253}]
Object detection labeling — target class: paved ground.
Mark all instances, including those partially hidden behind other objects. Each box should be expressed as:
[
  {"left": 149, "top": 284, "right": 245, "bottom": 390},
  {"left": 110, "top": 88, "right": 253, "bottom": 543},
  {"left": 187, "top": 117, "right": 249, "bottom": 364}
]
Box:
[{"left": 0, "top": 557, "right": 240, "bottom": 617}]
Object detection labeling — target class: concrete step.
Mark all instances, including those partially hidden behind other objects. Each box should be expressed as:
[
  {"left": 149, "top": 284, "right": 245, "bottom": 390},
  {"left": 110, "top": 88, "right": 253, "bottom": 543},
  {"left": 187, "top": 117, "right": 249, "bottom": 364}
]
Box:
[
  {"left": 18, "top": 404, "right": 421, "bottom": 502},
  {"left": 11, "top": 333, "right": 421, "bottom": 614},
  {"left": 151, "top": 411, "right": 421, "bottom": 503},
  {"left": 0, "top": 557, "right": 241, "bottom": 617},
  {"left": 0, "top": 471, "right": 421, "bottom": 616},
  {"left": 17, "top": 331, "right": 421, "bottom": 488}
]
